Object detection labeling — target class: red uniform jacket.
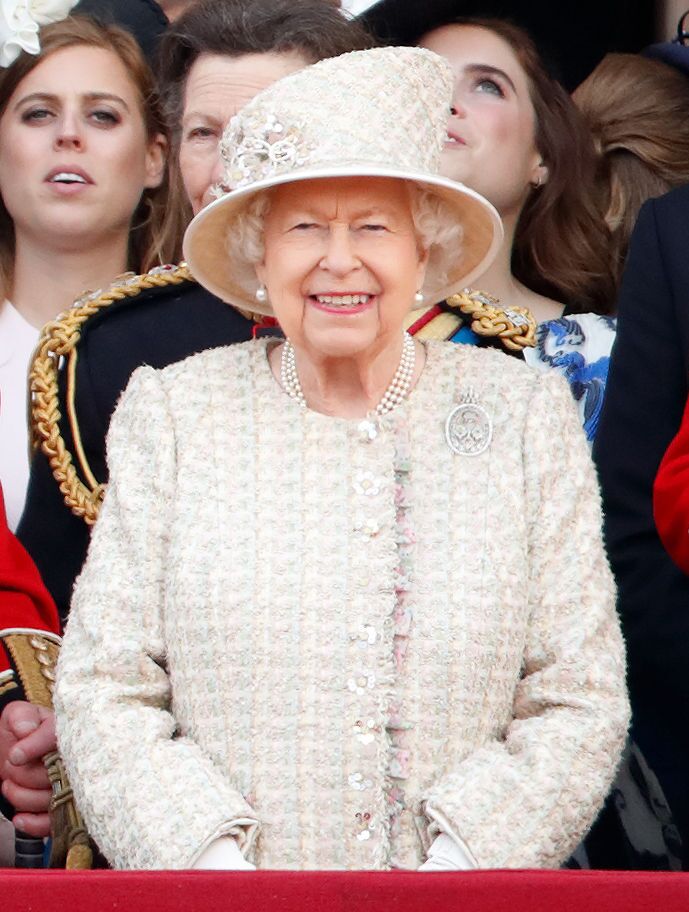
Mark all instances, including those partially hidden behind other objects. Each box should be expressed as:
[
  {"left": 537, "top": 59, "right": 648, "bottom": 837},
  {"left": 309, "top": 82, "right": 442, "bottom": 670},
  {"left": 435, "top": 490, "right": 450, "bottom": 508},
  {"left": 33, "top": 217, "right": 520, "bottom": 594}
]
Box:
[
  {"left": 654, "top": 394, "right": 689, "bottom": 577},
  {"left": 0, "top": 484, "right": 61, "bottom": 715}
]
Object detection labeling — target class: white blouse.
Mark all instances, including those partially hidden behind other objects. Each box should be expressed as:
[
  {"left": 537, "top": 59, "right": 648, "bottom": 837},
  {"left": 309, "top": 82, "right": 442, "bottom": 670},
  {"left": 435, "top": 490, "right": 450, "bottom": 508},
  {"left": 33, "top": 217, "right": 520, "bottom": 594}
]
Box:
[{"left": 0, "top": 300, "right": 40, "bottom": 530}]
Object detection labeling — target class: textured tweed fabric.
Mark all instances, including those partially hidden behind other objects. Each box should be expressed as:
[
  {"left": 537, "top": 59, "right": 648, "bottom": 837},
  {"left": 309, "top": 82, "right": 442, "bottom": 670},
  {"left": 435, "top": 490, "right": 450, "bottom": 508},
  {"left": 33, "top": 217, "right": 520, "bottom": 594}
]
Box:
[{"left": 55, "top": 340, "right": 629, "bottom": 870}]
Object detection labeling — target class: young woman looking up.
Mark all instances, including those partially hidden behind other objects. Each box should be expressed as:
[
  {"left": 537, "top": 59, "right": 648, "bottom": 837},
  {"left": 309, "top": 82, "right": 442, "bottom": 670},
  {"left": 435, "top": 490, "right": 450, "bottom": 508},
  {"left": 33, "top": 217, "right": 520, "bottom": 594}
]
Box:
[
  {"left": 420, "top": 20, "right": 613, "bottom": 323},
  {"left": 419, "top": 21, "right": 616, "bottom": 441},
  {"left": 0, "top": 15, "right": 173, "bottom": 529}
]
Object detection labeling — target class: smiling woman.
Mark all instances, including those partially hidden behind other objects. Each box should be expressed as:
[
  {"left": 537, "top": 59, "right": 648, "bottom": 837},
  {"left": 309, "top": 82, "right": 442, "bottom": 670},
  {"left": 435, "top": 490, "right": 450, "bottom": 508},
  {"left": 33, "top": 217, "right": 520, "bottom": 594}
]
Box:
[
  {"left": 54, "top": 46, "right": 628, "bottom": 872},
  {"left": 259, "top": 178, "right": 429, "bottom": 397},
  {"left": 0, "top": 14, "right": 176, "bottom": 530}
]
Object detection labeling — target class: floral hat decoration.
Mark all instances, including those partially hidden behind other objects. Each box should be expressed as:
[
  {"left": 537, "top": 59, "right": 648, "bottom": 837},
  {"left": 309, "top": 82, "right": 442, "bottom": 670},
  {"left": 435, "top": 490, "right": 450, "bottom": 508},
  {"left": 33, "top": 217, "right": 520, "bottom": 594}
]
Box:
[
  {"left": 183, "top": 45, "right": 503, "bottom": 316},
  {"left": 0, "top": 0, "right": 78, "bottom": 67}
]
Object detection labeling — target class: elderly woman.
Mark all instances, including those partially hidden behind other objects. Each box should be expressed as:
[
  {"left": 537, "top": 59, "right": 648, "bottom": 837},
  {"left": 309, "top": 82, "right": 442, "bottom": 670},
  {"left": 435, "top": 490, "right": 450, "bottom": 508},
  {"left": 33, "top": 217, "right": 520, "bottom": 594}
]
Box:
[{"left": 55, "top": 47, "right": 628, "bottom": 871}]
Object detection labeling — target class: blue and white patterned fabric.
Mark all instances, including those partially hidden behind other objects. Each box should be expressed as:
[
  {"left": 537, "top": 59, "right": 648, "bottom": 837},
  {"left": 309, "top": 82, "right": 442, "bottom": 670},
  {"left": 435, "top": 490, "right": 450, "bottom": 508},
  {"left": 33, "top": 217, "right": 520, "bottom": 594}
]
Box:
[{"left": 523, "top": 313, "right": 617, "bottom": 444}]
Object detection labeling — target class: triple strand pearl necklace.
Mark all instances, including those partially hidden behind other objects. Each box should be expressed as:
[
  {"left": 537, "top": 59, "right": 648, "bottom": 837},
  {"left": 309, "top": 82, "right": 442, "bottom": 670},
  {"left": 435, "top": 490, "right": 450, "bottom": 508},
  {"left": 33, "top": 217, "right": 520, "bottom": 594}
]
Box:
[{"left": 280, "top": 332, "right": 416, "bottom": 416}]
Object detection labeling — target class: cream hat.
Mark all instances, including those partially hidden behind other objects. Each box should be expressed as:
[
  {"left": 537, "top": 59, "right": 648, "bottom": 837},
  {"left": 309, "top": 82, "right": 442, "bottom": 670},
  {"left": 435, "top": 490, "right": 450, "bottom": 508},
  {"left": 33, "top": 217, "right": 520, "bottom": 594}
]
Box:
[{"left": 183, "top": 46, "right": 503, "bottom": 316}]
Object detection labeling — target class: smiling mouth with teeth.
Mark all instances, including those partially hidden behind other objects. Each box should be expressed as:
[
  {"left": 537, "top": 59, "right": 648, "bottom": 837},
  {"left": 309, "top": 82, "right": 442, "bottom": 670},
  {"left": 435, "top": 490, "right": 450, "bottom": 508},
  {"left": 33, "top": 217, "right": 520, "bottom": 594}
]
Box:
[
  {"left": 312, "top": 293, "right": 372, "bottom": 308},
  {"left": 50, "top": 172, "right": 88, "bottom": 184}
]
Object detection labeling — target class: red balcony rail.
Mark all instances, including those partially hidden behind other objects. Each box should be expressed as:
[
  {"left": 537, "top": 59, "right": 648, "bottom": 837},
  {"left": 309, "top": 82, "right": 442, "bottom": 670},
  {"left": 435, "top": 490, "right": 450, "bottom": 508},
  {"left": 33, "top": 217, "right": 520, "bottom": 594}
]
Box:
[{"left": 3, "top": 869, "right": 689, "bottom": 912}]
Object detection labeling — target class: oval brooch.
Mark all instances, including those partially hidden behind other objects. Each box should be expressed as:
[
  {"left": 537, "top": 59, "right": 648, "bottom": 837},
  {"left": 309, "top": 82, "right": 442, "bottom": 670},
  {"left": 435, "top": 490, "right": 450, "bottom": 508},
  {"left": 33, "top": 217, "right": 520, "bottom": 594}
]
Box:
[{"left": 445, "top": 391, "right": 493, "bottom": 457}]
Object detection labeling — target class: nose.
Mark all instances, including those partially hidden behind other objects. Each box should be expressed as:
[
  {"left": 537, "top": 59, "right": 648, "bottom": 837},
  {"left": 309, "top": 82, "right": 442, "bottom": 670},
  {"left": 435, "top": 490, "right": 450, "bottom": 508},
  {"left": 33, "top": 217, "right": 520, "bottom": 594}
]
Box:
[
  {"left": 320, "top": 224, "right": 361, "bottom": 276},
  {"left": 54, "top": 111, "right": 84, "bottom": 152},
  {"left": 450, "top": 100, "right": 467, "bottom": 118}
]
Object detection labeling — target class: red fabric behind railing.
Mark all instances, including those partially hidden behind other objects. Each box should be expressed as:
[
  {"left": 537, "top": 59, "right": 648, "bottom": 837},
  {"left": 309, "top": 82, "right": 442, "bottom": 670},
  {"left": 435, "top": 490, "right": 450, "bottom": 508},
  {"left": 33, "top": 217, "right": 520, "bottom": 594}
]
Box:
[{"left": 2, "top": 870, "right": 689, "bottom": 912}]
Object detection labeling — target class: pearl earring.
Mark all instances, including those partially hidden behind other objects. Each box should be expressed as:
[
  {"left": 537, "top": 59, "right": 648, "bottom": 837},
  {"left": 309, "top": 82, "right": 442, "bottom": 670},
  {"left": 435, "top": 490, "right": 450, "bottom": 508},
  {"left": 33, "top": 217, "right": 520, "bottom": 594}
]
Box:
[
  {"left": 255, "top": 284, "right": 268, "bottom": 303},
  {"left": 414, "top": 291, "right": 424, "bottom": 304}
]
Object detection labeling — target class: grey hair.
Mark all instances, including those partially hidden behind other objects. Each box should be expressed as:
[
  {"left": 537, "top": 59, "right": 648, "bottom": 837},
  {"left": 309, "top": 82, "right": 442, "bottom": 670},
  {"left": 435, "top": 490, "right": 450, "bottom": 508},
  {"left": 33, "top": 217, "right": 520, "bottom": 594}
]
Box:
[
  {"left": 225, "top": 181, "right": 464, "bottom": 296},
  {"left": 408, "top": 185, "right": 464, "bottom": 291},
  {"left": 225, "top": 192, "right": 273, "bottom": 296}
]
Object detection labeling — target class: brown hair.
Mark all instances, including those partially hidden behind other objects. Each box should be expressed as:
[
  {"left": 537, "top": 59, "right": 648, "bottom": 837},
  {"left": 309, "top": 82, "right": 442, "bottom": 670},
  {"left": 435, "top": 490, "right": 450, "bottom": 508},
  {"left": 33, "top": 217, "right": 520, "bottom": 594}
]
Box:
[
  {"left": 157, "top": 0, "right": 374, "bottom": 231},
  {"left": 0, "top": 15, "right": 179, "bottom": 297},
  {"left": 574, "top": 53, "right": 689, "bottom": 288},
  {"left": 441, "top": 18, "right": 616, "bottom": 313}
]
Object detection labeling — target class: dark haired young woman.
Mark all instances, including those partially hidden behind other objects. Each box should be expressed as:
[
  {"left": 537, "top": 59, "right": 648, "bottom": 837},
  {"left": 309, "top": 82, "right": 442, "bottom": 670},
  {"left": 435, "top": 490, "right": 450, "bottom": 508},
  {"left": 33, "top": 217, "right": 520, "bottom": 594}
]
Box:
[{"left": 419, "top": 20, "right": 616, "bottom": 443}]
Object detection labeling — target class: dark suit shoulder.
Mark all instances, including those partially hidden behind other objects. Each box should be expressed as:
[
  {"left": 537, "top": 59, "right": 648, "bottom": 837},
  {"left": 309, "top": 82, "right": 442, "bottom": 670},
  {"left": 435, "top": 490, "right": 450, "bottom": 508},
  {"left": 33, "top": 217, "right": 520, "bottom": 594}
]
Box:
[
  {"left": 74, "top": 271, "right": 255, "bottom": 433},
  {"left": 82, "top": 274, "right": 254, "bottom": 359},
  {"left": 648, "top": 182, "right": 689, "bottom": 217},
  {"left": 19, "top": 268, "right": 256, "bottom": 619},
  {"left": 636, "top": 187, "right": 689, "bottom": 259}
]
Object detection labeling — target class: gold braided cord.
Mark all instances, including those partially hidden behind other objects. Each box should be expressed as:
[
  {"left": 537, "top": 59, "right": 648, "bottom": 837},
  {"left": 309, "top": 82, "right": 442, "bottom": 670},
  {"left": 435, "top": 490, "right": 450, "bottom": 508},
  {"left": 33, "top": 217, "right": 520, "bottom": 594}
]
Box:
[
  {"left": 66, "top": 349, "right": 100, "bottom": 493},
  {"left": 446, "top": 289, "right": 537, "bottom": 352},
  {"left": 30, "top": 264, "right": 194, "bottom": 526}
]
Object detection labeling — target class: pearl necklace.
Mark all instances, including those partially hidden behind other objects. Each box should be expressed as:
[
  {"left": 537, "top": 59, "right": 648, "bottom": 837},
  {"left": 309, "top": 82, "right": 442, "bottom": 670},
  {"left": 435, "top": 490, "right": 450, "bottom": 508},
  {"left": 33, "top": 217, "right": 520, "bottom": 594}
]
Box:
[{"left": 280, "top": 332, "right": 416, "bottom": 416}]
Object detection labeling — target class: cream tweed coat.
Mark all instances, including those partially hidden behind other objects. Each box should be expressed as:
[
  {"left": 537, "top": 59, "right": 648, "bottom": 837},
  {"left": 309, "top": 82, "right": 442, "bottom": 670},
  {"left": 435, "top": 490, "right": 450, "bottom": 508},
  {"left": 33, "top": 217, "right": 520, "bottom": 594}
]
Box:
[{"left": 55, "top": 340, "right": 629, "bottom": 870}]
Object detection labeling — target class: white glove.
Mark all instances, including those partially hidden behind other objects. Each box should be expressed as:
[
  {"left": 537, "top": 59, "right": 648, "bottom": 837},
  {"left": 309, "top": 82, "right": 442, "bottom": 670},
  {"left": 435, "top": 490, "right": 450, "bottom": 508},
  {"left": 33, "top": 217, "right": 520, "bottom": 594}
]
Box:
[
  {"left": 418, "top": 833, "right": 476, "bottom": 872},
  {"left": 193, "top": 836, "right": 256, "bottom": 870}
]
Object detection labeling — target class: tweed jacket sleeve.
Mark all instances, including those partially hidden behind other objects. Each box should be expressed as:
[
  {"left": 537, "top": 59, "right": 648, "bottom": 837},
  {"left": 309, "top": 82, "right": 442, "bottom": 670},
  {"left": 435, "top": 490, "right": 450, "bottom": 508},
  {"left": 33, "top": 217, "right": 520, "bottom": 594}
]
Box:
[
  {"left": 420, "top": 372, "right": 630, "bottom": 869},
  {"left": 54, "top": 367, "right": 259, "bottom": 870}
]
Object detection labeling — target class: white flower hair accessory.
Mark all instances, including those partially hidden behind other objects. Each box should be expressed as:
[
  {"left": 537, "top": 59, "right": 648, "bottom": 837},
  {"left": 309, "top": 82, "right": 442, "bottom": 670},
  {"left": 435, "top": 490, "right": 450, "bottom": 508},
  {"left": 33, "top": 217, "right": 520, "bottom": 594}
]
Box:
[{"left": 0, "top": 0, "right": 78, "bottom": 67}]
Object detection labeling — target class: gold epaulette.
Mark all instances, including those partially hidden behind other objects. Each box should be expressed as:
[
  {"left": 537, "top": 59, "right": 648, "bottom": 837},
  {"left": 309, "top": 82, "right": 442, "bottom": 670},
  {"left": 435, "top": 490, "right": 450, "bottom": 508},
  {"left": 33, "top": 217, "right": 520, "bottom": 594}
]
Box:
[
  {"left": 446, "top": 289, "right": 537, "bottom": 352},
  {"left": 0, "top": 629, "right": 61, "bottom": 708},
  {"left": 29, "top": 264, "right": 194, "bottom": 526},
  {"left": 406, "top": 288, "right": 537, "bottom": 352}
]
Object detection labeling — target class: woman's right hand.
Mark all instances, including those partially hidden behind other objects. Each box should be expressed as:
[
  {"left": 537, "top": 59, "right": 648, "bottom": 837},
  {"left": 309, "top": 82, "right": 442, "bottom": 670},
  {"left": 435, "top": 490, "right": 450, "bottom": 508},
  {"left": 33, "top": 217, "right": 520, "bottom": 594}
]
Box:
[{"left": 0, "top": 701, "right": 55, "bottom": 837}]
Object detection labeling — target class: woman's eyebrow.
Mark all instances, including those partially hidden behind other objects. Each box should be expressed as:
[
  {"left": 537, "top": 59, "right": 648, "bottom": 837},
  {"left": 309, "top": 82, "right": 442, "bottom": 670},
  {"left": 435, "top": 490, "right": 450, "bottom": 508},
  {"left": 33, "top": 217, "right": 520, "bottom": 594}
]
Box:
[
  {"left": 83, "top": 92, "right": 130, "bottom": 112},
  {"left": 464, "top": 63, "right": 517, "bottom": 94},
  {"left": 13, "top": 91, "right": 56, "bottom": 111},
  {"left": 182, "top": 110, "right": 222, "bottom": 125}
]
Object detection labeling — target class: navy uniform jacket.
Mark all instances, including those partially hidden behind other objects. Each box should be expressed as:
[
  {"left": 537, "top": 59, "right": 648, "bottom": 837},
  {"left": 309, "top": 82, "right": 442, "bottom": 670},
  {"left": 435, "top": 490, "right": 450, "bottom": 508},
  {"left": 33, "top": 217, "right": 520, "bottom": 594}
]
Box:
[
  {"left": 593, "top": 185, "right": 689, "bottom": 864},
  {"left": 17, "top": 280, "right": 254, "bottom": 623}
]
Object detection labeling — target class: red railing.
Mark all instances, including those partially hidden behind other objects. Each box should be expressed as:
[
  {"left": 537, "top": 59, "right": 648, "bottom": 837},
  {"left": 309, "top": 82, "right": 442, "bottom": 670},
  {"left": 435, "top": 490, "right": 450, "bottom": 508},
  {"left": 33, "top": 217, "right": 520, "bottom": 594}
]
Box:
[{"left": 3, "top": 869, "right": 689, "bottom": 912}]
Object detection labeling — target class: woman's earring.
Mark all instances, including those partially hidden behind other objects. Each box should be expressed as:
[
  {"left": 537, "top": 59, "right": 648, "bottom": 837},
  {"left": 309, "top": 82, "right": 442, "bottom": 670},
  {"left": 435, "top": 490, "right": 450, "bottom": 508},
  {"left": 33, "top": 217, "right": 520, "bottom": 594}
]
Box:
[
  {"left": 255, "top": 284, "right": 268, "bottom": 303},
  {"left": 414, "top": 291, "right": 424, "bottom": 304},
  {"left": 532, "top": 162, "right": 547, "bottom": 189}
]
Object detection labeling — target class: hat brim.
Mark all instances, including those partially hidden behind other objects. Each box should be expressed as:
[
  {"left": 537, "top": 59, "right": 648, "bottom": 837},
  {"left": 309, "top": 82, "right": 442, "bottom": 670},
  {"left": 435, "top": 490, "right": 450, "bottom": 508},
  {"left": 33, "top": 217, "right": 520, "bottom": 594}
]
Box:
[{"left": 183, "top": 164, "right": 503, "bottom": 316}]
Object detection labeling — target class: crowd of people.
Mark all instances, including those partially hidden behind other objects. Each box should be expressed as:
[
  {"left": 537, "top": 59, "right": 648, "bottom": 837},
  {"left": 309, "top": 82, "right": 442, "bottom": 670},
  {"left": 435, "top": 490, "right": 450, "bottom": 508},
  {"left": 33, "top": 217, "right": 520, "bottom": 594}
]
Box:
[{"left": 0, "top": 0, "right": 688, "bottom": 874}]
